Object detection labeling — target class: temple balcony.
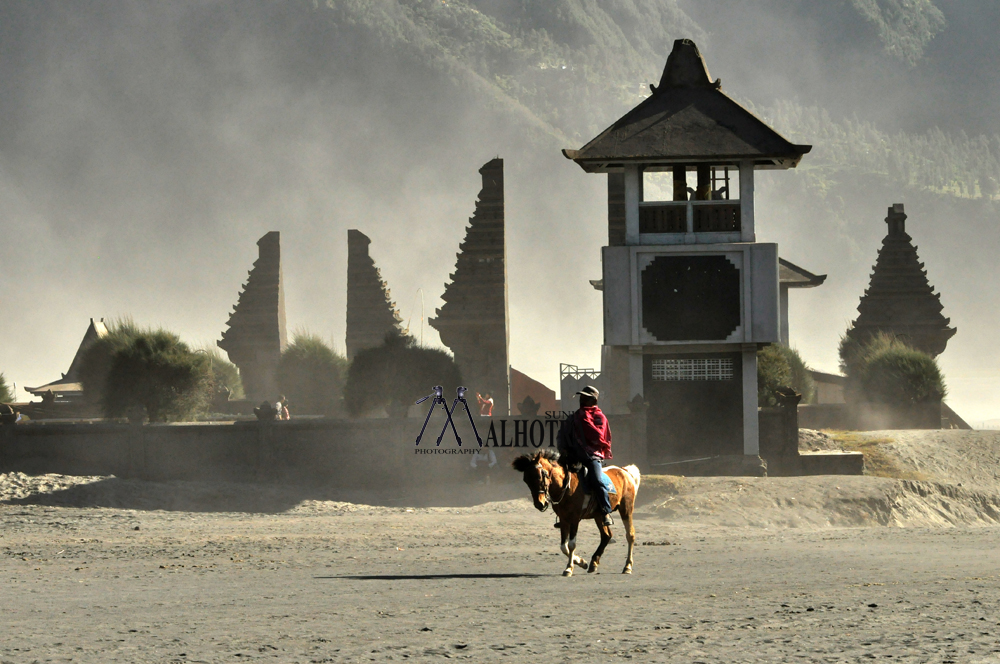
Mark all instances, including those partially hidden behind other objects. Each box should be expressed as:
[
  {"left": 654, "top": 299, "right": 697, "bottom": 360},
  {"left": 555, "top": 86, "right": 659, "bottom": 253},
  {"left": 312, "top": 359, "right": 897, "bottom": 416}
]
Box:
[{"left": 637, "top": 200, "right": 742, "bottom": 245}]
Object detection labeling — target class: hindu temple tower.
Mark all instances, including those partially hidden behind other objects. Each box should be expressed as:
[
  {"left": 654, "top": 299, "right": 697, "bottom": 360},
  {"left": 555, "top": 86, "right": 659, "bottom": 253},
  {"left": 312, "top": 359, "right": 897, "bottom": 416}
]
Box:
[
  {"left": 430, "top": 158, "right": 511, "bottom": 415},
  {"left": 847, "top": 203, "right": 955, "bottom": 356}
]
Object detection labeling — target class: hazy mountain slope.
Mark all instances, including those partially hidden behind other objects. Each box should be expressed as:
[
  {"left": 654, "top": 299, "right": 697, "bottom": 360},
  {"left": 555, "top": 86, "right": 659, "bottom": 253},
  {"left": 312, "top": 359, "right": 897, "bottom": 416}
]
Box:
[{"left": 0, "top": 0, "right": 997, "bottom": 419}]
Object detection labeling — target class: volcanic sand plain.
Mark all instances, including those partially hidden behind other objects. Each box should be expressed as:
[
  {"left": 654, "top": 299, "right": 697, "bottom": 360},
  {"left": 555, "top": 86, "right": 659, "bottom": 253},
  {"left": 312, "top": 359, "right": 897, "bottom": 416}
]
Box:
[{"left": 3, "top": 429, "right": 1000, "bottom": 663}]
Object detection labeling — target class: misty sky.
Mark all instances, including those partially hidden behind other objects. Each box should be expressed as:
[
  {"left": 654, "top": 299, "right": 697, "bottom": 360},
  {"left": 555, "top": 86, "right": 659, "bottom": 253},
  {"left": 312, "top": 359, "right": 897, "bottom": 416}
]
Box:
[{"left": 1, "top": 0, "right": 997, "bottom": 422}]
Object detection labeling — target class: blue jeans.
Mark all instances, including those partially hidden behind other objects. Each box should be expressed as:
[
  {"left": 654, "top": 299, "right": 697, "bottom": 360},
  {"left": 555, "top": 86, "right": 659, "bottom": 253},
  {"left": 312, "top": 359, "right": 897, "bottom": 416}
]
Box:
[{"left": 585, "top": 457, "right": 613, "bottom": 515}]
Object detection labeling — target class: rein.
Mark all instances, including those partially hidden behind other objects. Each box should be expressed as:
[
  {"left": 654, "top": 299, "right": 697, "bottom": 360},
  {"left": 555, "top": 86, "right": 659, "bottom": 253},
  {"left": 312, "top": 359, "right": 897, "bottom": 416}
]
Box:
[{"left": 537, "top": 463, "right": 572, "bottom": 507}]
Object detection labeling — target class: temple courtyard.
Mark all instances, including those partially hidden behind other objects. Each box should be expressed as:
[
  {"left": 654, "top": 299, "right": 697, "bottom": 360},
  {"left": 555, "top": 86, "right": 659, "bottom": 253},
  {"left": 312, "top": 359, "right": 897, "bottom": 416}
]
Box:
[{"left": 3, "top": 430, "right": 1000, "bottom": 663}]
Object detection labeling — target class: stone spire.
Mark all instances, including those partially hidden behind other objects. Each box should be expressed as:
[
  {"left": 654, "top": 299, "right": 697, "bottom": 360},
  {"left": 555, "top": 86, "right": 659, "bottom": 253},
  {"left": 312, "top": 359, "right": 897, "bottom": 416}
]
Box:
[
  {"left": 429, "top": 158, "right": 510, "bottom": 415},
  {"left": 847, "top": 204, "right": 956, "bottom": 356},
  {"left": 345, "top": 229, "right": 403, "bottom": 360},
  {"left": 218, "top": 231, "right": 287, "bottom": 401}
]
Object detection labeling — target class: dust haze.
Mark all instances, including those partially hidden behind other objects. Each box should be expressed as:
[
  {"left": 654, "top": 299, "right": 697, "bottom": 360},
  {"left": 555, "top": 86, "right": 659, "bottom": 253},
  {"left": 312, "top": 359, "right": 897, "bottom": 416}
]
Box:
[{"left": 0, "top": 0, "right": 997, "bottom": 421}]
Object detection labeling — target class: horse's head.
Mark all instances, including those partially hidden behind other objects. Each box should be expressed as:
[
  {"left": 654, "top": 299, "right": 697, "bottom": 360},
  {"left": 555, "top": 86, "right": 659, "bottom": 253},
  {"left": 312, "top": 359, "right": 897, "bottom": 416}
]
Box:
[{"left": 512, "top": 450, "right": 561, "bottom": 512}]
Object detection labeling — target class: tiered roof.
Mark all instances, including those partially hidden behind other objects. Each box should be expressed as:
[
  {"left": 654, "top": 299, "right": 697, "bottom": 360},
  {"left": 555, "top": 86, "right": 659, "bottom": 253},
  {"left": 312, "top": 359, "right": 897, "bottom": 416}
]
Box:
[
  {"left": 429, "top": 158, "right": 510, "bottom": 413},
  {"left": 563, "top": 39, "right": 811, "bottom": 172},
  {"left": 345, "top": 229, "right": 403, "bottom": 360},
  {"left": 848, "top": 204, "right": 956, "bottom": 356},
  {"left": 218, "top": 231, "right": 287, "bottom": 400}
]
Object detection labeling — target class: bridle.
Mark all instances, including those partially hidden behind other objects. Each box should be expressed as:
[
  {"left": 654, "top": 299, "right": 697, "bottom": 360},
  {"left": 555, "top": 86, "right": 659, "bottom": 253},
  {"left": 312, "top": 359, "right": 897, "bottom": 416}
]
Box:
[{"left": 535, "top": 462, "right": 571, "bottom": 509}]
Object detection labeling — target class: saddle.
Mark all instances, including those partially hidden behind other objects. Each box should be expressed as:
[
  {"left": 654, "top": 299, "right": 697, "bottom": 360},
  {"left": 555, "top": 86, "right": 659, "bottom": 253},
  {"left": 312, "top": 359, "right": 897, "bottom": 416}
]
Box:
[{"left": 564, "top": 461, "right": 616, "bottom": 496}]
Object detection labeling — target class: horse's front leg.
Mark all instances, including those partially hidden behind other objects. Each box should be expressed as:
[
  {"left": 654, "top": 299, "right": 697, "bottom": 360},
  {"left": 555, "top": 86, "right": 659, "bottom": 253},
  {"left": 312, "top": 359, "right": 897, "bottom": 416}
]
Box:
[
  {"left": 561, "top": 521, "right": 582, "bottom": 576},
  {"left": 620, "top": 496, "right": 636, "bottom": 574}
]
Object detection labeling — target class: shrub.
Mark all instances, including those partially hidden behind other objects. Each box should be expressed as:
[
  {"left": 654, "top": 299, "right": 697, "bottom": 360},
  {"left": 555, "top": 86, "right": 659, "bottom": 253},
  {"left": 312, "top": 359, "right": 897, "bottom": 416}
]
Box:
[
  {"left": 845, "top": 332, "right": 946, "bottom": 405},
  {"left": 838, "top": 332, "right": 864, "bottom": 376},
  {"left": 344, "top": 332, "right": 462, "bottom": 417},
  {"left": 80, "top": 320, "right": 213, "bottom": 421},
  {"left": 78, "top": 317, "right": 142, "bottom": 408},
  {"left": 781, "top": 344, "right": 816, "bottom": 404},
  {"left": 757, "top": 345, "right": 792, "bottom": 407},
  {"left": 199, "top": 347, "right": 244, "bottom": 401},
  {"left": 757, "top": 344, "right": 816, "bottom": 406},
  {"left": 276, "top": 333, "right": 349, "bottom": 416},
  {"left": 0, "top": 373, "right": 13, "bottom": 403}
]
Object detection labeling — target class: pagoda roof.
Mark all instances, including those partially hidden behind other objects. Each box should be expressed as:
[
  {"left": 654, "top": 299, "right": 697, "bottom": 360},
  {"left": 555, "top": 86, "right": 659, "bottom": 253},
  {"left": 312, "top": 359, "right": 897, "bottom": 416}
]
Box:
[
  {"left": 25, "top": 318, "right": 108, "bottom": 396},
  {"left": 563, "top": 39, "right": 811, "bottom": 173},
  {"left": 848, "top": 204, "right": 956, "bottom": 357},
  {"left": 779, "top": 258, "right": 827, "bottom": 289}
]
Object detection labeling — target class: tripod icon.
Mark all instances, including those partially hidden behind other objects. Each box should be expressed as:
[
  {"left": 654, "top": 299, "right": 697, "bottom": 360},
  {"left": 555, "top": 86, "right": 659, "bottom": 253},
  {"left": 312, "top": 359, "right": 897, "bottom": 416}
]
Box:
[{"left": 415, "top": 386, "right": 484, "bottom": 447}]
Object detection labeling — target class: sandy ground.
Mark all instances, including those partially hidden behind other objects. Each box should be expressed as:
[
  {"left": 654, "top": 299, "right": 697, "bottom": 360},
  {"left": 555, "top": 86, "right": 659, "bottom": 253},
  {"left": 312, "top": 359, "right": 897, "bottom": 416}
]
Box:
[{"left": 4, "top": 430, "right": 1000, "bottom": 663}]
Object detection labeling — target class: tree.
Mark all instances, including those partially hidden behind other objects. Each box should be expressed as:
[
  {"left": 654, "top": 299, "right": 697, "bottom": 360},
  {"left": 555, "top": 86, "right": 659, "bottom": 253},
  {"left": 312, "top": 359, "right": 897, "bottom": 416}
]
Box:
[
  {"left": 199, "top": 347, "right": 244, "bottom": 401},
  {"left": 80, "top": 320, "right": 213, "bottom": 422},
  {"left": 344, "top": 332, "right": 462, "bottom": 417},
  {"left": 275, "top": 333, "right": 349, "bottom": 416},
  {"left": 0, "top": 373, "right": 13, "bottom": 403},
  {"left": 78, "top": 317, "right": 142, "bottom": 409},
  {"left": 841, "top": 331, "right": 946, "bottom": 405},
  {"left": 757, "top": 344, "right": 816, "bottom": 406}
]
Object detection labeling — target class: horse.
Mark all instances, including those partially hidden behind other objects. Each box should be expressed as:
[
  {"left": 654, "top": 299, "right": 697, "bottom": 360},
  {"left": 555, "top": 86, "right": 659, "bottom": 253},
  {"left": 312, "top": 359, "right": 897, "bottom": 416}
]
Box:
[{"left": 512, "top": 450, "right": 641, "bottom": 576}]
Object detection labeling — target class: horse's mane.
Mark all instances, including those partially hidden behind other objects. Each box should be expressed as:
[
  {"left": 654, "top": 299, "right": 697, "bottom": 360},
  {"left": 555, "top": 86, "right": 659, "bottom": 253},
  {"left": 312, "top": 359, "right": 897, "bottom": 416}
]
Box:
[{"left": 511, "top": 449, "right": 560, "bottom": 472}]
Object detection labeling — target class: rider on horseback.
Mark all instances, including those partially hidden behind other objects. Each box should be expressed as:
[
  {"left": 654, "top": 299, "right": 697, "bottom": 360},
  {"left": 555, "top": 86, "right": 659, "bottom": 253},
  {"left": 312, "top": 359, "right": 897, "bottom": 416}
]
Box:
[{"left": 556, "top": 385, "right": 614, "bottom": 527}]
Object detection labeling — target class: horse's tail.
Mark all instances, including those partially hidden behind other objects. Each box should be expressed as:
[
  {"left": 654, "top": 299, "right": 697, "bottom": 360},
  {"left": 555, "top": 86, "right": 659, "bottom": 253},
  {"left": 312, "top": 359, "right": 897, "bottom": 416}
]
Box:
[{"left": 623, "top": 464, "right": 641, "bottom": 491}]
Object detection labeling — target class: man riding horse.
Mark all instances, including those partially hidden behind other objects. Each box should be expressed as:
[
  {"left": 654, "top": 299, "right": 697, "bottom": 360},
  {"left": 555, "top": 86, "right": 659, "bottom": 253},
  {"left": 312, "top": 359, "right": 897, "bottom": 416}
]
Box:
[
  {"left": 511, "top": 384, "right": 640, "bottom": 575},
  {"left": 556, "top": 385, "right": 614, "bottom": 527}
]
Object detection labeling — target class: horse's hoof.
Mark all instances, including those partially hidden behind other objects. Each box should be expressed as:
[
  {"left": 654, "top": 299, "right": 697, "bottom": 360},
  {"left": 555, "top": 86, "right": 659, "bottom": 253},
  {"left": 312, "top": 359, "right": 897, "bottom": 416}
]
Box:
[
  {"left": 562, "top": 569, "right": 573, "bottom": 577},
  {"left": 588, "top": 565, "right": 598, "bottom": 574},
  {"left": 622, "top": 567, "right": 632, "bottom": 575}
]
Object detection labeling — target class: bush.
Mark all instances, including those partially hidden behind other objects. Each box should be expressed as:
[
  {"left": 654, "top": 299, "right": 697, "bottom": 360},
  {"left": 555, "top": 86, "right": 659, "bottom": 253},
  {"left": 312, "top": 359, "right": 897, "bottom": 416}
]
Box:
[
  {"left": 199, "top": 347, "right": 244, "bottom": 401},
  {"left": 78, "top": 317, "right": 142, "bottom": 408},
  {"left": 0, "top": 373, "right": 13, "bottom": 403},
  {"left": 844, "top": 332, "right": 946, "bottom": 405},
  {"left": 275, "top": 333, "right": 349, "bottom": 416},
  {"left": 80, "top": 320, "right": 213, "bottom": 422},
  {"left": 757, "top": 344, "right": 817, "bottom": 406},
  {"left": 344, "top": 332, "right": 462, "bottom": 417}
]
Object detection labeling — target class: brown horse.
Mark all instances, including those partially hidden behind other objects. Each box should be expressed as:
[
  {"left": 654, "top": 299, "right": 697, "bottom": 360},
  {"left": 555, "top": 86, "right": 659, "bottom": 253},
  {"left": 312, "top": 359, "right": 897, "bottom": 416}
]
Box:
[{"left": 513, "top": 450, "right": 640, "bottom": 576}]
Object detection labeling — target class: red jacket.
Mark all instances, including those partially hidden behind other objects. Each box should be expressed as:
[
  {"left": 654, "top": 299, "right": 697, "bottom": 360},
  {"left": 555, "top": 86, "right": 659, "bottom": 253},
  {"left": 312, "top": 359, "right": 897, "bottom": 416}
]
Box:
[{"left": 575, "top": 405, "right": 612, "bottom": 459}]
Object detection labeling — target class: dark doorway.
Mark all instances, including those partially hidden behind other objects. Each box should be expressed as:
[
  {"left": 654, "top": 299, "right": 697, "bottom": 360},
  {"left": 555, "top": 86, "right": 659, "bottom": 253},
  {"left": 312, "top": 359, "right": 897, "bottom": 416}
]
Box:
[{"left": 644, "top": 353, "right": 744, "bottom": 460}]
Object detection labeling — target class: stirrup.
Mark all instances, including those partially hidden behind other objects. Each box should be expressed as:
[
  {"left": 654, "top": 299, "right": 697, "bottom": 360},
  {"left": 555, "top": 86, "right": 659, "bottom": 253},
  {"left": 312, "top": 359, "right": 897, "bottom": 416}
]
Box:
[
  {"left": 601, "top": 513, "right": 614, "bottom": 527},
  {"left": 553, "top": 520, "right": 561, "bottom": 528}
]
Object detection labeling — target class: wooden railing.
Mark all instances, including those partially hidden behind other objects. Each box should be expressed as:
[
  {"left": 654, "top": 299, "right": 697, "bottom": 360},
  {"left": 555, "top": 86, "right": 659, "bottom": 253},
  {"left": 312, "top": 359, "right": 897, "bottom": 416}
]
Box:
[
  {"left": 638, "top": 201, "right": 741, "bottom": 234},
  {"left": 638, "top": 203, "right": 686, "bottom": 233}
]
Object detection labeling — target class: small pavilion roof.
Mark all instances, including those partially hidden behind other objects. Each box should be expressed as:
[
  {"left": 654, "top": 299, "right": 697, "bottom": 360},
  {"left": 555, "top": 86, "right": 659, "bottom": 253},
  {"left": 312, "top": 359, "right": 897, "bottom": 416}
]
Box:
[
  {"left": 25, "top": 318, "right": 108, "bottom": 396},
  {"left": 779, "top": 258, "right": 827, "bottom": 289},
  {"left": 563, "top": 39, "right": 811, "bottom": 173}
]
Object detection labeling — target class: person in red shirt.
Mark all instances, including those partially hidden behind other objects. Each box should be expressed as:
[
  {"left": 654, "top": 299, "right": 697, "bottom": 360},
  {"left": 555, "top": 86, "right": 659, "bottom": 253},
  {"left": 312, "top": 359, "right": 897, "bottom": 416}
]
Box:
[
  {"left": 573, "top": 385, "right": 614, "bottom": 526},
  {"left": 476, "top": 392, "right": 493, "bottom": 417}
]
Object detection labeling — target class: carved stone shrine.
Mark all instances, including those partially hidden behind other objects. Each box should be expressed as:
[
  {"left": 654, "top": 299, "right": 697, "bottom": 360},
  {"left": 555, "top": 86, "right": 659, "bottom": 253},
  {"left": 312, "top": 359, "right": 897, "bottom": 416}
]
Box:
[
  {"left": 430, "top": 158, "right": 511, "bottom": 416},
  {"left": 346, "top": 229, "right": 403, "bottom": 360},
  {"left": 847, "top": 204, "right": 956, "bottom": 356},
  {"left": 218, "top": 231, "right": 287, "bottom": 402}
]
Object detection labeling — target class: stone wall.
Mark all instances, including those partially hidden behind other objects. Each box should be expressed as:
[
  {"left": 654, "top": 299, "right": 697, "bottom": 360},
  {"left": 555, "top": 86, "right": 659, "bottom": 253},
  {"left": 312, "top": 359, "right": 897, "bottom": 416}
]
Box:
[{"left": 0, "top": 413, "right": 646, "bottom": 488}]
